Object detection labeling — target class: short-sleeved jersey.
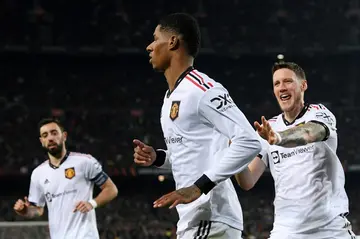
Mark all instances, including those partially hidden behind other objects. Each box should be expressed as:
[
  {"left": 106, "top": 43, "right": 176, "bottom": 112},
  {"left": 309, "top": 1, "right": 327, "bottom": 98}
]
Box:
[
  {"left": 28, "top": 152, "right": 108, "bottom": 239},
  {"left": 159, "top": 67, "right": 261, "bottom": 233},
  {"left": 262, "top": 104, "right": 349, "bottom": 233}
]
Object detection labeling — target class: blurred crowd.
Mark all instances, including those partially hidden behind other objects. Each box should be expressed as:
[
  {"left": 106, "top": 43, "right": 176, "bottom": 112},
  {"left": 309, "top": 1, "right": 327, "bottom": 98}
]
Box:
[
  {"left": 1, "top": 0, "right": 360, "bottom": 238},
  {"left": 0, "top": 52, "right": 359, "bottom": 174},
  {"left": 0, "top": 176, "right": 359, "bottom": 239},
  {"left": 1, "top": 0, "right": 360, "bottom": 51}
]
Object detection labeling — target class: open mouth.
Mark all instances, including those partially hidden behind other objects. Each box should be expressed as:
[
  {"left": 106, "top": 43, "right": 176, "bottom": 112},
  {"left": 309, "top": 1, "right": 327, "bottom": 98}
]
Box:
[{"left": 280, "top": 94, "right": 291, "bottom": 101}]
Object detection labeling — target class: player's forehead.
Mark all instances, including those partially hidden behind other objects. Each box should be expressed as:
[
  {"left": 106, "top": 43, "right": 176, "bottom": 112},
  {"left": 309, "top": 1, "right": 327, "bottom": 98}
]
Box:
[
  {"left": 40, "top": 122, "right": 61, "bottom": 134},
  {"left": 153, "top": 25, "right": 162, "bottom": 37},
  {"left": 273, "top": 68, "right": 297, "bottom": 82},
  {"left": 153, "top": 25, "right": 172, "bottom": 39}
]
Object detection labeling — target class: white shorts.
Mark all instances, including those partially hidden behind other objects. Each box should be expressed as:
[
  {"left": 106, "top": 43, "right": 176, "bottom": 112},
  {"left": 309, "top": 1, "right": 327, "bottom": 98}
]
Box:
[
  {"left": 269, "top": 214, "right": 356, "bottom": 239},
  {"left": 177, "top": 220, "right": 242, "bottom": 239}
]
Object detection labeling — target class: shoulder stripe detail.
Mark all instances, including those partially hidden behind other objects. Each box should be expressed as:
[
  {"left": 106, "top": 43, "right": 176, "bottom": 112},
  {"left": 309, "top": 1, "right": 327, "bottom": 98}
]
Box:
[
  {"left": 192, "top": 70, "right": 204, "bottom": 83},
  {"left": 188, "top": 72, "right": 209, "bottom": 89},
  {"left": 189, "top": 70, "right": 213, "bottom": 89},
  {"left": 185, "top": 75, "right": 206, "bottom": 91},
  {"left": 70, "top": 152, "right": 92, "bottom": 158},
  {"left": 188, "top": 72, "right": 211, "bottom": 89}
]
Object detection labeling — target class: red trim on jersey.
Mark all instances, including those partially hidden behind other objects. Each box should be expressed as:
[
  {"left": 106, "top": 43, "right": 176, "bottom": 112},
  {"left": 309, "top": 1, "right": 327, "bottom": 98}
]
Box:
[
  {"left": 192, "top": 70, "right": 205, "bottom": 84},
  {"left": 311, "top": 104, "right": 319, "bottom": 110},
  {"left": 185, "top": 75, "right": 206, "bottom": 91},
  {"left": 193, "top": 70, "right": 214, "bottom": 88}
]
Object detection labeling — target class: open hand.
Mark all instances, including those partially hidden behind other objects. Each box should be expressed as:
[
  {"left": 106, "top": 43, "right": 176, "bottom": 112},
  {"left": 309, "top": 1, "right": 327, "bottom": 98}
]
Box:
[
  {"left": 73, "top": 201, "right": 93, "bottom": 213},
  {"left": 254, "top": 116, "right": 279, "bottom": 145},
  {"left": 153, "top": 185, "right": 201, "bottom": 209}
]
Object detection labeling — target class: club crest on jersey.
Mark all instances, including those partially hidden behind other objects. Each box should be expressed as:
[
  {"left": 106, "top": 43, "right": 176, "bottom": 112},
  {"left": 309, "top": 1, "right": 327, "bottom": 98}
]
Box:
[
  {"left": 65, "top": 167, "right": 75, "bottom": 179},
  {"left": 170, "top": 101, "right": 180, "bottom": 121}
]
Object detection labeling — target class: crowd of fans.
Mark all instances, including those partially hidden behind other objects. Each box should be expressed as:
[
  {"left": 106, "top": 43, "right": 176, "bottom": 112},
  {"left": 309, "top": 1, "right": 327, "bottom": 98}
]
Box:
[
  {"left": 0, "top": 53, "right": 359, "bottom": 174},
  {"left": 1, "top": 0, "right": 360, "bottom": 51},
  {"left": 1, "top": 0, "right": 360, "bottom": 238},
  {"left": 0, "top": 176, "right": 359, "bottom": 239}
]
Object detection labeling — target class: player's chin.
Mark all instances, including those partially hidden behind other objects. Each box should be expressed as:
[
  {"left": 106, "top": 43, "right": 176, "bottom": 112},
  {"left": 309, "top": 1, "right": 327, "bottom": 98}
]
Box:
[
  {"left": 279, "top": 102, "right": 294, "bottom": 112},
  {"left": 151, "top": 62, "right": 165, "bottom": 72}
]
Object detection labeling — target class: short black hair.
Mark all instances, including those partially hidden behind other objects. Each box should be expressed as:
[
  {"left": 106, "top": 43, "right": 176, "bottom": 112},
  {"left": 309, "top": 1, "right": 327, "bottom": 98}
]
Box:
[
  {"left": 38, "top": 118, "right": 65, "bottom": 134},
  {"left": 272, "top": 61, "right": 306, "bottom": 80},
  {"left": 159, "top": 13, "right": 201, "bottom": 58}
]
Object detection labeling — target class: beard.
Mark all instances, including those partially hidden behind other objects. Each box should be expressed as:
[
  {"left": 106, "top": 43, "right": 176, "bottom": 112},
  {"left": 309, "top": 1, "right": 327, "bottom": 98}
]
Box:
[{"left": 43, "top": 142, "right": 64, "bottom": 157}]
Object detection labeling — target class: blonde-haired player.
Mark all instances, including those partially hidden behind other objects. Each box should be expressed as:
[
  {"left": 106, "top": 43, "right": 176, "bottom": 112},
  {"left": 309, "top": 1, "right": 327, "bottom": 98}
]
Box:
[{"left": 236, "top": 60, "right": 355, "bottom": 238}]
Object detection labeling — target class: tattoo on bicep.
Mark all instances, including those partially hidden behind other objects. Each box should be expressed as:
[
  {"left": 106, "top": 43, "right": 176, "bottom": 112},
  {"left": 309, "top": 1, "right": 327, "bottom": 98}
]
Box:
[{"left": 277, "top": 122, "right": 326, "bottom": 147}]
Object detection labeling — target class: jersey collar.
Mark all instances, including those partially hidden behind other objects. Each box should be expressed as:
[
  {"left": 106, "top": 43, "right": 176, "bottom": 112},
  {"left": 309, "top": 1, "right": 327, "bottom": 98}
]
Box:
[
  {"left": 166, "top": 66, "right": 194, "bottom": 98},
  {"left": 282, "top": 103, "right": 309, "bottom": 126},
  {"left": 48, "top": 151, "right": 70, "bottom": 169}
]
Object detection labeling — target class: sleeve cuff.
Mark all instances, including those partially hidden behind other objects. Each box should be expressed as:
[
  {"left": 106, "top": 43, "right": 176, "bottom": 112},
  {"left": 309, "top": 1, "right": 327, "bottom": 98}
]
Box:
[
  {"left": 309, "top": 120, "right": 330, "bottom": 141},
  {"left": 194, "top": 174, "right": 216, "bottom": 195},
  {"left": 152, "top": 150, "right": 166, "bottom": 167}
]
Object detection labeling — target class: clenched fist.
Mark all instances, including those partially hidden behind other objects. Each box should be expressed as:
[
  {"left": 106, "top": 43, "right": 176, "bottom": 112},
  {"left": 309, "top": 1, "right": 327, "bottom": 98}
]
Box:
[{"left": 14, "top": 197, "right": 30, "bottom": 216}]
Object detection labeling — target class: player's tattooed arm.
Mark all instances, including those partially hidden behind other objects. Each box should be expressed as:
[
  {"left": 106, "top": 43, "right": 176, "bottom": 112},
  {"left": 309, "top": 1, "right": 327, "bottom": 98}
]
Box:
[
  {"left": 277, "top": 122, "right": 327, "bottom": 148},
  {"left": 25, "top": 206, "right": 44, "bottom": 218}
]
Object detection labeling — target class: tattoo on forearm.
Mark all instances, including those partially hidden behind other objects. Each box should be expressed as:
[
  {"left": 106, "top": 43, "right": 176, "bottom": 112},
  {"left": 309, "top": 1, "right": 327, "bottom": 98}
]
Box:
[
  {"left": 277, "top": 122, "right": 326, "bottom": 148},
  {"left": 177, "top": 186, "right": 200, "bottom": 199},
  {"left": 27, "top": 207, "right": 41, "bottom": 218}
]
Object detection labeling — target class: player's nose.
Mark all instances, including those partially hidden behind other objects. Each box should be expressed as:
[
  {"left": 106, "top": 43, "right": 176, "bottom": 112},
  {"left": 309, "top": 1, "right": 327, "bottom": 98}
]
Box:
[{"left": 146, "top": 44, "right": 153, "bottom": 53}]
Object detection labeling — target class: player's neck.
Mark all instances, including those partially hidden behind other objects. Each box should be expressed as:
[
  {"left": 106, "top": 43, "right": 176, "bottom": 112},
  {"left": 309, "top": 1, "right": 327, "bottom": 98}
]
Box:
[
  {"left": 165, "top": 55, "right": 194, "bottom": 92},
  {"left": 48, "top": 149, "right": 67, "bottom": 167},
  {"left": 283, "top": 102, "right": 305, "bottom": 123}
]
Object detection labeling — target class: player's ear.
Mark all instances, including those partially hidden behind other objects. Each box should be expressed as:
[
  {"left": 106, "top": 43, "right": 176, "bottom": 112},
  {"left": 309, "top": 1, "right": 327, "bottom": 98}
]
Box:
[
  {"left": 168, "top": 35, "right": 180, "bottom": 51},
  {"left": 301, "top": 80, "right": 308, "bottom": 92},
  {"left": 63, "top": 131, "right": 68, "bottom": 141}
]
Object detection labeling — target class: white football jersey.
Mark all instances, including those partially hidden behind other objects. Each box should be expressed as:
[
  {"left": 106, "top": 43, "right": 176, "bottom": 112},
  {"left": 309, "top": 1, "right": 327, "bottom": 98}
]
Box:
[
  {"left": 262, "top": 104, "right": 349, "bottom": 233},
  {"left": 28, "top": 152, "right": 108, "bottom": 239},
  {"left": 158, "top": 67, "right": 261, "bottom": 233}
]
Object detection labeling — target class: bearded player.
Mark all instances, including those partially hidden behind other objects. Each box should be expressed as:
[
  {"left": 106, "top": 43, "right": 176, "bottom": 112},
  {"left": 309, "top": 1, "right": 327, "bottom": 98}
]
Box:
[{"left": 13, "top": 118, "right": 118, "bottom": 239}]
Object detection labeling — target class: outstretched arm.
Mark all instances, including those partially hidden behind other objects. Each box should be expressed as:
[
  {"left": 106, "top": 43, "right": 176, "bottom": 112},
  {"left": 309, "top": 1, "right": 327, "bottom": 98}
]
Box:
[
  {"left": 276, "top": 121, "right": 328, "bottom": 148},
  {"left": 255, "top": 116, "right": 329, "bottom": 148}
]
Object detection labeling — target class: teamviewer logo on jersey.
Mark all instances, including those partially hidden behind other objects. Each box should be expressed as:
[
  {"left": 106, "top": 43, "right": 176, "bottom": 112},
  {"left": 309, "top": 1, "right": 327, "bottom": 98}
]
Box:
[
  {"left": 45, "top": 192, "right": 52, "bottom": 202},
  {"left": 271, "top": 151, "right": 281, "bottom": 164}
]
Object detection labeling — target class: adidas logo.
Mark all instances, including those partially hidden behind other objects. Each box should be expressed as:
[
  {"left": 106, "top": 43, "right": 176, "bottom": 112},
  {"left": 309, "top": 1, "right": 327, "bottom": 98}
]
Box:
[{"left": 44, "top": 179, "right": 50, "bottom": 184}]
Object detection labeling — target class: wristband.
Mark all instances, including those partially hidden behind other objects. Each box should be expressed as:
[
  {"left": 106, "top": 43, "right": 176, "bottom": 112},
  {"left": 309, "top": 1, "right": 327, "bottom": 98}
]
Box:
[
  {"left": 89, "top": 199, "right": 98, "bottom": 209},
  {"left": 275, "top": 132, "right": 282, "bottom": 145},
  {"left": 194, "top": 174, "right": 216, "bottom": 195},
  {"left": 153, "top": 150, "right": 166, "bottom": 167}
]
